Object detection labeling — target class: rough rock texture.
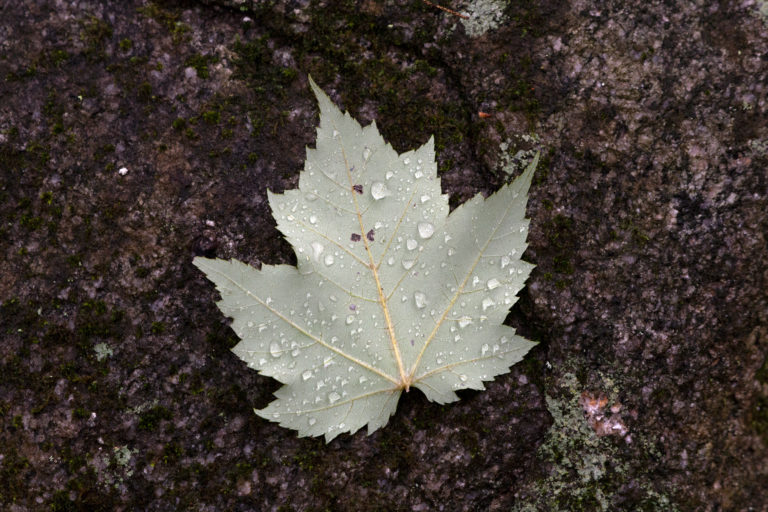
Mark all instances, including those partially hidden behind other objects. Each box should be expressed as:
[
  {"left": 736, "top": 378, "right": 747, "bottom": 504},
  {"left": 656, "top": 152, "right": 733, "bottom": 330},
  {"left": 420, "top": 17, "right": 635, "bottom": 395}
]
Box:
[{"left": 1, "top": 0, "right": 767, "bottom": 510}]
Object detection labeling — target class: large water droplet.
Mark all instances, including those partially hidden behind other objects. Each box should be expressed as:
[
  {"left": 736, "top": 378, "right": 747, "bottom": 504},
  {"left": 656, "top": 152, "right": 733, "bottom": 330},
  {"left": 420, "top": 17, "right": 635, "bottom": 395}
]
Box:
[
  {"left": 328, "top": 391, "right": 341, "bottom": 404},
  {"left": 486, "top": 278, "right": 500, "bottom": 290},
  {"left": 269, "top": 342, "right": 282, "bottom": 358},
  {"left": 371, "top": 181, "right": 391, "bottom": 200},
  {"left": 311, "top": 241, "right": 324, "bottom": 261},
  {"left": 414, "top": 292, "right": 427, "bottom": 309},
  {"left": 324, "top": 253, "right": 335, "bottom": 266},
  {"left": 420, "top": 194, "right": 431, "bottom": 203},
  {"left": 417, "top": 222, "right": 434, "bottom": 239},
  {"left": 406, "top": 239, "right": 418, "bottom": 251},
  {"left": 402, "top": 258, "right": 415, "bottom": 270},
  {"left": 309, "top": 215, "right": 318, "bottom": 224}
]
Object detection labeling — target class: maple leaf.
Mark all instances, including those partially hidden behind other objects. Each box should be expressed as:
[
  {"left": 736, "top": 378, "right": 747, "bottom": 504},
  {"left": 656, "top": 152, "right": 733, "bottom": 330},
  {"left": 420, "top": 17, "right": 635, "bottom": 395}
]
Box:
[{"left": 193, "top": 78, "right": 538, "bottom": 442}]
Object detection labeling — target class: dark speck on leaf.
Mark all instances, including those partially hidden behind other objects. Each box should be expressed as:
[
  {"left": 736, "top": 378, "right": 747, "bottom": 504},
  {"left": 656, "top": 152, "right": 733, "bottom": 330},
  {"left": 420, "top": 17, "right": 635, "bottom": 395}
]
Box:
[
  {"left": 350, "top": 233, "right": 361, "bottom": 242},
  {"left": 366, "top": 229, "right": 375, "bottom": 241},
  {"left": 410, "top": 339, "right": 414, "bottom": 346},
  {"left": 352, "top": 184, "right": 363, "bottom": 194}
]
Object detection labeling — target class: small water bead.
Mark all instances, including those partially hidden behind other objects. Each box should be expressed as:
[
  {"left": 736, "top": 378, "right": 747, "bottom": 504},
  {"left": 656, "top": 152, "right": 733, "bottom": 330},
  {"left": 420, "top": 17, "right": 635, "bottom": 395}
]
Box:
[
  {"left": 302, "top": 370, "right": 313, "bottom": 381},
  {"left": 459, "top": 374, "right": 468, "bottom": 382},
  {"left": 387, "top": 256, "right": 395, "bottom": 266},
  {"left": 346, "top": 314, "right": 355, "bottom": 325},
  {"left": 414, "top": 292, "right": 427, "bottom": 309},
  {"left": 385, "top": 171, "right": 394, "bottom": 180},
  {"left": 406, "top": 239, "right": 418, "bottom": 250},
  {"left": 482, "top": 298, "right": 495, "bottom": 311},
  {"left": 500, "top": 255, "right": 511, "bottom": 268},
  {"left": 404, "top": 158, "right": 411, "bottom": 165},
  {"left": 305, "top": 192, "right": 318, "bottom": 202},
  {"left": 309, "top": 215, "right": 317, "bottom": 224},
  {"left": 308, "top": 418, "right": 317, "bottom": 426},
  {"left": 402, "top": 258, "right": 416, "bottom": 270},
  {"left": 324, "top": 253, "right": 335, "bottom": 266},
  {"left": 328, "top": 392, "right": 341, "bottom": 404},
  {"left": 269, "top": 342, "right": 282, "bottom": 358},
  {"left": 486, "top": 278, "right": 500, "bottom": 290},
  {"left": 332, "top": 129, "right": 339, "bottom": 138},
  {"left": 420, "top": 194, "right": 431, "bottom": 203},
  {"left": 323, "top": 356, "right": 334, "bottom": 368},
  {"left": 472, "top": 276, "right": 480, "bottom": 286},
  {"left": 359, "top": 376, "right": 368, "bottom": 384},
  {"left": 362, "top": 147, "right": 372, "bottom": 161},
  {"left": 458, "top": 316, "right": 473, "bottom": 328},
  {"left": 311, "top": 241, "right": 324, "bottom": 261},
  {"left": 417, "top": 222, "right": 434, "bottom": 239},
  {"left": 414, "top": 171, "right": 424, "bottom": 179},
  {"left": 371, "top": 181, "right": 391, "bottom": 200}
]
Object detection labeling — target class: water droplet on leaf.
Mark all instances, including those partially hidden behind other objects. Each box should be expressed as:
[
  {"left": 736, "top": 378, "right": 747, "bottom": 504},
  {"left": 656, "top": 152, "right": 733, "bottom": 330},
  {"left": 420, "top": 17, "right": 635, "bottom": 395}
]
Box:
[
  {"left": 371, "top": 181, "right": 391, "bottom": 200},
  {"left": 417, "top": 222, "right": 434, "bottom": 239}
]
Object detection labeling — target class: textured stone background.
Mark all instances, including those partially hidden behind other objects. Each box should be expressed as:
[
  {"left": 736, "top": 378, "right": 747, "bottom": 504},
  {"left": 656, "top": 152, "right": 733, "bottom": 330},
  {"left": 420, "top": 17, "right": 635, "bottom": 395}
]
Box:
[{"left": 1, "top": 0, "right": 767, "bottom": 510}]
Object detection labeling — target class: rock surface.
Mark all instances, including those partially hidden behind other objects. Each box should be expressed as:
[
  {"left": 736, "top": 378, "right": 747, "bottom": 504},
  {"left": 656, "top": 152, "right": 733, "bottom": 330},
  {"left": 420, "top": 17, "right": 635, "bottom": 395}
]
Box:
[{"left": 1, "top": 0, "right": 766, "bottom": 510}]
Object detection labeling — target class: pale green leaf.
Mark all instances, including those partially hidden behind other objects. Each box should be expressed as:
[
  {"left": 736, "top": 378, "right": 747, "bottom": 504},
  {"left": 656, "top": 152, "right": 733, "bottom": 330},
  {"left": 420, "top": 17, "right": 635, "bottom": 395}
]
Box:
[{"left": 193, "top": 77, "right": 538, "bottom": 442}]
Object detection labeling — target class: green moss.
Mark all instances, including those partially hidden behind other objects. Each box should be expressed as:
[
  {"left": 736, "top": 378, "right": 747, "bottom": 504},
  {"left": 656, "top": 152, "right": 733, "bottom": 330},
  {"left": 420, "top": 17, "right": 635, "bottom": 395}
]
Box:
[
  {"left": 149, "top": 321, "right": 165, "bottom": 335},
  {"left": 137, "top": 405, "right": 173, "bottom": 431},
  {"left": 137, "top": 3, "right": 189, "bottom": 44},
  {"left": 185, "top": 53, "right": 216, "bottom": 79},
  {"left": 137, "top": 81, "right": 153, "bottom": 103},
  {"left": 201, "top": 110, "right": 220, "bottom": 125},
  {"left": 118, "top": 38, "right": 133, "bottom": 51},
  {"left": 161, "top": 442, "right": 184, "bottom": 464},
  {"left": 80, "top": 16, "right": 113, "bottom": 60}
]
